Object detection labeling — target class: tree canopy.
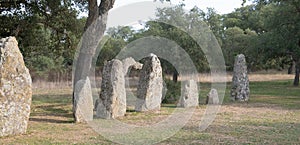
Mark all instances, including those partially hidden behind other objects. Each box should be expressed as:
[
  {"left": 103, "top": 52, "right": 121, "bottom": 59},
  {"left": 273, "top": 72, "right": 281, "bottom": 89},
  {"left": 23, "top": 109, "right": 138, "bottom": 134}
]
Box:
[{"left": 0, "top": 0, "right": 299, "bottom": 85}]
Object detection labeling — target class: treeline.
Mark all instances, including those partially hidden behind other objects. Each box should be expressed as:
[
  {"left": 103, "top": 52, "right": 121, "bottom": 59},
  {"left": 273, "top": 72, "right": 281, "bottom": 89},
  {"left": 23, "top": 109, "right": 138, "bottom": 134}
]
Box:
[
  {"left": 0, "top": 1, "right": 299, "bottom": 85},
  {"left": 0, "top": 1, "right": 86, "bottom": 81}
]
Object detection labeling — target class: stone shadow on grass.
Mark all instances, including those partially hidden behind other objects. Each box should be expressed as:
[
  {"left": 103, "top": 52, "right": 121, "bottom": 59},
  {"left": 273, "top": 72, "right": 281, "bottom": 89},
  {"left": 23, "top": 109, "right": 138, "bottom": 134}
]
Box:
[
  {"left": 29, "top": 117, "right": 74, "bottom": 124},
  {"left": 31, "top": 94, "right": 74, "bottom": 123}
]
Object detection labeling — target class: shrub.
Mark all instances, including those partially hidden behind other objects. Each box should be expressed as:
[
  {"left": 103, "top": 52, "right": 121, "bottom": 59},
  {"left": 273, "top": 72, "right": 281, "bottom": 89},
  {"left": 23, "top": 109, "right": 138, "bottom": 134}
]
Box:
[{"left": 162, "top": 79, "right": 181, "bottom": 104}]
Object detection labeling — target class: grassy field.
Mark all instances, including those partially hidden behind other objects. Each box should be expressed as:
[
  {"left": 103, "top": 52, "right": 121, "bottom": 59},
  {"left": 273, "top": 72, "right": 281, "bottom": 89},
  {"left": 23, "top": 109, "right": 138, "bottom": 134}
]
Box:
[{"left": 0, "top": 80, "right": 300, "bottom": 144}]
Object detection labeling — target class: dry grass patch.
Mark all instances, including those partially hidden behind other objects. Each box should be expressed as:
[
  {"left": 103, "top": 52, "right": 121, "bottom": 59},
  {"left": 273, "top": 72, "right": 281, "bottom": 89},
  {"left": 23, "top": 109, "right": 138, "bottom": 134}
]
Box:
[
  {"left": 195, "top": 73, "right": 294, "bottom": 82},
  {"left": 160, "top": 103, "right": 300, "bottom": 144},
  {"left": 1, "top": 79, "right": 299, "bottom": 144}
]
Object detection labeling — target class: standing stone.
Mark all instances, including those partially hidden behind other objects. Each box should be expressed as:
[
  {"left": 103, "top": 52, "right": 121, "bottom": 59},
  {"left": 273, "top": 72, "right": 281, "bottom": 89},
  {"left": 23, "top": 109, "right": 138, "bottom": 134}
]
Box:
[
  {"left": 121, "top": 57, "right": 143, "bottom": 107},
  {"left": 122, "top": 57, "right": 143, "bottom": 76},
  {"left": 231, "top": 54, "right": 250, "bottom": 101},
  {"left": 96, "top": 59, "right": 126, "bottom": 119},
  {"left": 135, "top": 54, "right": 163, "bottom": 112},
  {"left": 206, "top": 89, "right": 219, "bottom": 105},
  {"left": 178, "top": 80, "right": 199, "bottom": 108},
  {"left": 0, "top": 37, "right": 32, "bottom": 137},
  {"left": 74, "top": 77, "right": 93, "bottom": 123}
]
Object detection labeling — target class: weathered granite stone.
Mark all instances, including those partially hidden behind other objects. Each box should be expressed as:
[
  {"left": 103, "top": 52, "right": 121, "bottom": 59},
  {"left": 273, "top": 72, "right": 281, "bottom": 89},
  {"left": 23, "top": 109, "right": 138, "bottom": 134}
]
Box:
[
  {"left": 122, "top": 57, "right": 143, "bottom": 76},
  {"left": 178, "top": 80, "right": 199, "bottom": 107},
  {"left": 74, "top": 77, "right": 93, "bottom": 123},
  {"left": 0, "top": 37, "right": 32, "bottom": 137},
  {"left": 231, "top": 54, "right": 250, "bottom": 101},
  {"left": 96, "top": 59, "right": 126, "bottom": 119},
  {"left": 122, "top": 57, "right": 143, "bottom": 106},
  {"left": 206, "top": 88, "right": 219, "bottom": 105},
  {"left": 135, "top": 54, "right": 163, "bottom": 112}
]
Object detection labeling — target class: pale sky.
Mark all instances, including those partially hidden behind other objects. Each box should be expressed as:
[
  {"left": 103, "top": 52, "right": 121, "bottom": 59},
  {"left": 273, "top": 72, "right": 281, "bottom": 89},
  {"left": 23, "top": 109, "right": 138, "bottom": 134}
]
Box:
[
  {"left": 90, "top": 0, "right": 253, "bottom": 29},
  {"left": 113, "top": 0, "right": 252, "bottom": 14},
  {"left": 81, "top": 1, "right": 252, "bottom": 17}
]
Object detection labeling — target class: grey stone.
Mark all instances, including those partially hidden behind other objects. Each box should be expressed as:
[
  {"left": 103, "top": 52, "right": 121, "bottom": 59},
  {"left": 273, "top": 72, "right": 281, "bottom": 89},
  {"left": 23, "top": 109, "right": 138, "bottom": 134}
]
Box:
[
  {"left": 74, "top": 77, "right": 93, "bottom": 123},
  {"left": 122, "top": 57, "right": 143, "bottom": 106},
  {"left": 0, "top": 37, "right": 32, "bottom": 137},
  {"left": 231, "top": 54, "right": 250, "bottom": 101},
  {"left": 206, "top": 89, "right": 219, "bottom": 105},
  {"left": 135, "top": 54, "right": 163, "bottom": 112},
  {"left": 122, "top": 57, "right": 143, "bottom": 76},
  {"left": 178, "top": 80, "right": 199, "bottom": 107},
  {"left": 96, "top": 59, "right": 126, "bottom": 119}
]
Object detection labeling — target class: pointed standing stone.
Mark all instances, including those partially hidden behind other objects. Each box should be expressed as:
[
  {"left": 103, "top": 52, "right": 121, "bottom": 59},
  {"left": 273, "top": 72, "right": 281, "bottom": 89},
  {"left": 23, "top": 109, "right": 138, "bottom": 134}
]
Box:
[
  {"left": 178, "top": 80, "right": 199, "bottom": 108},
  {"left": 96, "top": 59, "right": 126, "bottom": 119},
  {"left": 135, "top": 54, "right": 163, "bottom": 112},
  {"left": 74, "top": 77, "right": 93, "bottom": 123},
  {"left": 0, "top": 37, "right": 32, "bottom": 137},
  {"left": 231, "top": 54, "right": 250, "bottom": 101}
]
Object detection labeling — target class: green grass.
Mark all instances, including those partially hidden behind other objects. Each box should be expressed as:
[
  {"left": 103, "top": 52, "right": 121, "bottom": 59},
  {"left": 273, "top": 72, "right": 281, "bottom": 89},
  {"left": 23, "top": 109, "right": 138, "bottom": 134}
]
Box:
[
  {"left": 0, "top": 80, "right": 300, "bottom": 144},
  {"left": 250, "top": 80, "right": 299, "bottom": 96},
  {"left": 198, "top": 80, "right": 300, "bottom": 109},
  {"left": 30, "top": 92, "right": 73, "bottom": 120}
]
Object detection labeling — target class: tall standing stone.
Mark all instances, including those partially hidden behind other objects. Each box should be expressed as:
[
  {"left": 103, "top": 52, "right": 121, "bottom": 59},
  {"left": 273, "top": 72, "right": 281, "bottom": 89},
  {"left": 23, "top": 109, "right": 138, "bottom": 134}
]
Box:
[
  {"left": 135, "top": 54, "right": 163, "bottom": 112},
  {"left": 231, "top": 54, "right": 250, "bottom": 101},
  {"left": 96, "top": 59, "right": 126, "bottom": 119},
  {"left": 74, "top": 77, "right": 93, "bottom": 123},
  {"left": 178, "top": 80, "right": 199, "bottom": 108},
  {"left": 0, "top": 37, "right": 32, "bottom": 137}
]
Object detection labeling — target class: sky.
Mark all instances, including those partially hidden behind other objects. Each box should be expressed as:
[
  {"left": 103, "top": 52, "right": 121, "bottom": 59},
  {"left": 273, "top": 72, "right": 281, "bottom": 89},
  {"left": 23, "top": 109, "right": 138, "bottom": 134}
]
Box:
[
  {"left": 112, "top": 0, "right": 252, "bottom": 14},
  {"left": 93, "top": 0, "right": 253, "bottom": 29}
]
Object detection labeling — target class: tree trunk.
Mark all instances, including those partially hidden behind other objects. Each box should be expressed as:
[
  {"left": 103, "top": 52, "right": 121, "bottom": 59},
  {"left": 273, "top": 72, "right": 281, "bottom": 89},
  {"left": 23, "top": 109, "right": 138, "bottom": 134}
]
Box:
[
  {"left": 172, "top": 70, "right": 178, "bottom": 83},
  {"left": 294, "top": 61, "right": 299, "bottom": 86},
  {"left": 294, "top": 39, "right": 300, "bottom": 86},
  {"left": 288, "top": 61, "right": 295, "bottom": 74},
  {"left": 84, "top": 0, "right": 100, "bottom": 31},
  {"left": 73, "top": 0, "right": 115, "bottom": 122}
]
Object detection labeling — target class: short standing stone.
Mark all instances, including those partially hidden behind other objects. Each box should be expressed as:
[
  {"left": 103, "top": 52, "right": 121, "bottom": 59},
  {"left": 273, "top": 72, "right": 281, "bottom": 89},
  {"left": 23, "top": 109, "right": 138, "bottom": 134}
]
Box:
[
  {"left": 135, "top": 54, "right": 163, "bottom": 112},
  {"left": 231, "top": 54, "right": 250, "bottom": 101},
  {"left": 74, "top": 77, "right": 93, "bottom": 123},
  {"left": 206, "top": 89, "right": 219, "bottom": 105},
  {"left": 122, "top": 57, "right": 143, "bottom": 76},
  {"left": 96, "top": 59, "right": 126, "bottom": 119},
  {"left": 0, "top": 37, "right": 32, "bottom": 137},
  {"left": 178, "top": 80, "right": 199, "bottom": 107}
]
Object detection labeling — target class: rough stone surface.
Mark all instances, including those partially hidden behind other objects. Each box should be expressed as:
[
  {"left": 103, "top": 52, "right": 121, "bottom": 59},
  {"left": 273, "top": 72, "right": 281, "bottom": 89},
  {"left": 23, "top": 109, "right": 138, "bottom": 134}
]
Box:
[
  {"left": 74, "top": 77, "right": 93, "bottom": 123},
  {"left": 122, "top": 57, "right": 143, "bottom": 76},
  {"left": 96, "top": 59, "right": 126, "bottom": 119},
  {"left": 0, "top": 37, "right": 32, "bottom": 137},
  {"left": 231, "top": 54, "right": 250, "bottom": 101},
  {"left": 135, "top": 54, "right": 163, "bottom": 112},
  {"left": 122, "top": 57, "right": 143, "bottom": 106},
  {"left": 178, "top": 80, "right": 199, "bottom": 107},
  {"left": 206, "top": 89, "right": 219, "bottom": 105}
]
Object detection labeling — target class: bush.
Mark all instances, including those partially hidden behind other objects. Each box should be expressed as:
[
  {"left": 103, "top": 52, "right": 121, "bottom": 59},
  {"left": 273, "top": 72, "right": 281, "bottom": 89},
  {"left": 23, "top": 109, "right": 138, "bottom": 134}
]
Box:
[
  {"left": 162, "top": 79, "right": 181, "bottom": 104},
  {"left": 28, "top": 55, "right": 71, "bottom": 82}
]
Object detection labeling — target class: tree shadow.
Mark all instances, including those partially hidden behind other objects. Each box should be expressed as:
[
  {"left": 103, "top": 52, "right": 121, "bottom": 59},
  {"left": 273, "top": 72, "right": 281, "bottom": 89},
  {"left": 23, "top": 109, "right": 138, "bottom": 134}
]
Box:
[
  {"left": 29, "top": 117, "right": 74, "bottom": 124},
  {"left": 31, "top": 93, "right": 74, "bottom": 123}
]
